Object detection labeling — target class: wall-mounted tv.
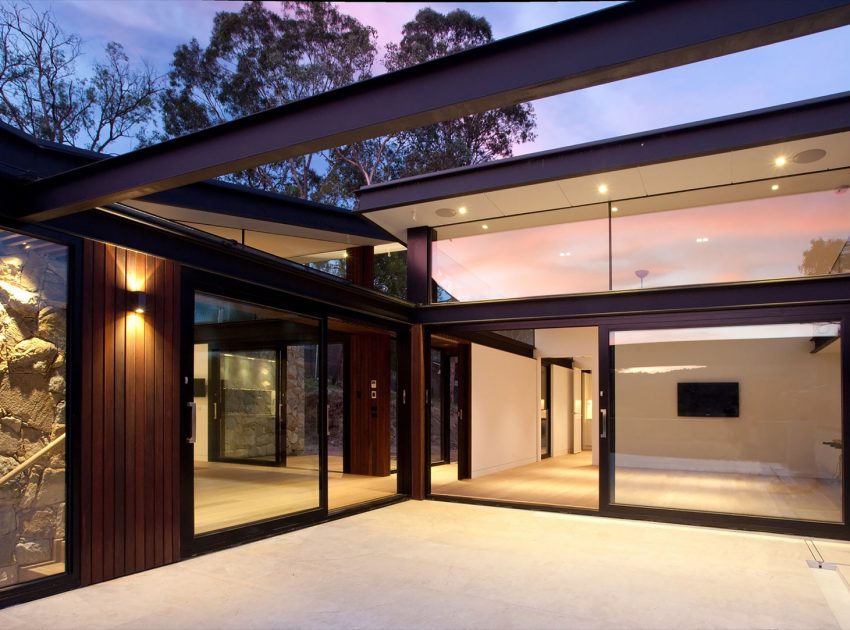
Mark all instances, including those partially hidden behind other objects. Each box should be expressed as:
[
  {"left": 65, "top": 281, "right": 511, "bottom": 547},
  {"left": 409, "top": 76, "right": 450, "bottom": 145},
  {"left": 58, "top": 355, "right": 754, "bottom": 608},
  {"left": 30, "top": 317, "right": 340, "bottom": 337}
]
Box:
[{"left": 677, "top": 382, "right": 739, "bottom": 417}]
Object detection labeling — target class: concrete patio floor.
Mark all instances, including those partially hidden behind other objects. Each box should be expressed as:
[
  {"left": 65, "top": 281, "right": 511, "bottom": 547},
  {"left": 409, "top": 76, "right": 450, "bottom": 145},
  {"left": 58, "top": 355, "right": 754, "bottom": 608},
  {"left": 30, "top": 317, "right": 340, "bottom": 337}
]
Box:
[{"left": 3, "top": 500, "right": 850, "bottom": 629}]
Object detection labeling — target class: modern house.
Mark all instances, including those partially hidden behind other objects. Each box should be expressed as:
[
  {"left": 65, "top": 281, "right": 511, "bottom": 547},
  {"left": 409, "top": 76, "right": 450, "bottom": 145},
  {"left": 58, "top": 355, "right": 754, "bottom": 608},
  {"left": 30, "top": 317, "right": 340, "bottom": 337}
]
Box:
[{"left": 1, "top": 0, "right": 850, "bottom": 609}]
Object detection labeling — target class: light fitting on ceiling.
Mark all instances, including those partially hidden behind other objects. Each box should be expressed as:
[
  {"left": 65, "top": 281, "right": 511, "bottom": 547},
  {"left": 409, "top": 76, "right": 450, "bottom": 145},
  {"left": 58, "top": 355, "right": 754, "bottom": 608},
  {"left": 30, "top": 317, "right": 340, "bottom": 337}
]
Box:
[
  {"left": 458, "top": 206, "right": 468, "bottom": 215},
  {"left": 792, "top": 148, "right": 826, "bottom": 164},
  {"left": 771, "top": 184, "right": 779, "bottom": 191},
  {"left": 774, "top": 156, "right": 787, "bottom": 167},
  {"left": 435, "top": 207, "right": 457, "bottom": 218},
  {"left": 696, "top": 237, "right": 710, "bottom": 243},
  {"left": 482, "top": 224, "right": 489, "bottom": 230},
  {"left": 611, "top": 206, "right": 619, "bottom": 213},
  {"left": 598, "top": 184, "right": 608, "bottom": 194},
  {"left": 559, "top": 252, "right": 571, "bottom": 257}
]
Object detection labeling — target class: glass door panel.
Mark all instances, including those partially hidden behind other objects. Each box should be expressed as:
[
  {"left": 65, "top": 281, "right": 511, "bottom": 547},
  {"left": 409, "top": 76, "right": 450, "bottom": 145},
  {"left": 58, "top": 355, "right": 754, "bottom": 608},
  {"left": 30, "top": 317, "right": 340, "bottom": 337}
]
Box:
[
  {"left": 610, "top": 321, "right": 843, "bottom": 523},
  {"left": 218, "top": 349, "right": 278, "bottom": 463},
  {"left": 430, "top": 348, "right": 445, "bottom": 464},
  {"left": 192, "top": 292, "right": 321, "bottom": 535}
]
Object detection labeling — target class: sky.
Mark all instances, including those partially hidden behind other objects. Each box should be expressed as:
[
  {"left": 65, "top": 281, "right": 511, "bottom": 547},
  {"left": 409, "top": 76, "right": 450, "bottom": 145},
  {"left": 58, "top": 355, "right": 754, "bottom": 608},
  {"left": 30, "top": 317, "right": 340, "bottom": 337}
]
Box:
[{"left": 27, "top": 1, "right": 850, "bottom": 156}]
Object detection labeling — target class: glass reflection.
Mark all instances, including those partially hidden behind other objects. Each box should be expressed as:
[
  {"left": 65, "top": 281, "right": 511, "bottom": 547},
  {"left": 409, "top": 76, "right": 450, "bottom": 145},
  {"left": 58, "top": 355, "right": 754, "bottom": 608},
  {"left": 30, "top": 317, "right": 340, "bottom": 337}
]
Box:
[{"left": 193, "top": 292, "right": 320, "bottom": 534}]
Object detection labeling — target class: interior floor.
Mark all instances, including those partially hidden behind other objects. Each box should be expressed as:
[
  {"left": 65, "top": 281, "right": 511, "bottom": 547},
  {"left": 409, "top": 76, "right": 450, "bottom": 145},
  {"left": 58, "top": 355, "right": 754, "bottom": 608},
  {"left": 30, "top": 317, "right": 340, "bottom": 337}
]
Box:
[
  {"left": 194, "top": 460, "right": 398, "bottom": 534},
  {"left": 430, "top": 451, "right": 842, "bottom": 521},
  {"left": 431, "top": 451, "right": 599, "bottom": 510}
]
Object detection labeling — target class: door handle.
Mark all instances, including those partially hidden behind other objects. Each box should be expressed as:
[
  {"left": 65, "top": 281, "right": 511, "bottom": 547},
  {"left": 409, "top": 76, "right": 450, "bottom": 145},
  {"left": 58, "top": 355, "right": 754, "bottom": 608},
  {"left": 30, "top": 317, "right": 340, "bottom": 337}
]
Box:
[
  {"left": 600, "top": 408, "right": 608, "bottom": 439},
  {"left": 187, "top": 401, "right": 196, "bottom": 444},
  {"left": 212, "top": 401, "right": 218, "bottom": 419}
]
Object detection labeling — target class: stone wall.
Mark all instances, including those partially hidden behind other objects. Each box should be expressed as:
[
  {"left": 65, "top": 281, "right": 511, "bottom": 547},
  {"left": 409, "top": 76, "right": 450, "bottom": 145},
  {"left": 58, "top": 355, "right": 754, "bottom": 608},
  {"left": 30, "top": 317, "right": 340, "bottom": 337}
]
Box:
[
  {"left": 285, "top": 346, "right": 306, "bottom": 455},
  {"left": 0, "top": 238, "right": 67, "bottom": 588}
]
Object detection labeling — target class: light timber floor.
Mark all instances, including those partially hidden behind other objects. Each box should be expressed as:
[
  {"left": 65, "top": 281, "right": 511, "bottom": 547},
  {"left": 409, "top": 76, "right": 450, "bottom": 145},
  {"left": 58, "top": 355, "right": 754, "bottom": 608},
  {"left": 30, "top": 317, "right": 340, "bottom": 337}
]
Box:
[
  {"left": 194, "top": 458, "right": 397, "bottom": 534},
  {"left": 431, "top": 451, "right": 841, "bottom": 521}
]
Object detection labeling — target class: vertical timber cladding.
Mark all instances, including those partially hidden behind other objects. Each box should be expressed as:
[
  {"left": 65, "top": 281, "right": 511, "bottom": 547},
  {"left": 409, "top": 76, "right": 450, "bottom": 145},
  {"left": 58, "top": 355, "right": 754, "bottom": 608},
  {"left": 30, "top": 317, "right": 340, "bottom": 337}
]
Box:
[{"left": 80, "top": 241, "right": 180, "bottom": 585}]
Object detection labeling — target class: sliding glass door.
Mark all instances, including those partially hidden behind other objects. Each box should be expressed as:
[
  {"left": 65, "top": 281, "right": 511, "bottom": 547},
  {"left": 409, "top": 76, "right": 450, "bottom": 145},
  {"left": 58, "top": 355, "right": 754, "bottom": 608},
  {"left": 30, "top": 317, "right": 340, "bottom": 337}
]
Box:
[
  {"left": 190, "top": 291, "right": 322, "bottom": 539},
  {"left": 606, "top": 313, "right": 846, "bottom": 530}
]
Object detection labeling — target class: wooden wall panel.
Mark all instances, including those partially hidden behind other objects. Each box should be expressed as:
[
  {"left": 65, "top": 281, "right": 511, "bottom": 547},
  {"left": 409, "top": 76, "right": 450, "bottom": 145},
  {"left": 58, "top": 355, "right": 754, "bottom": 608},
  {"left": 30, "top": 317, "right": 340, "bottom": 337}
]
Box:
[
  {"left": 80, "top": 241, "right": 181, "bottom": 586},
  {"left": 348, "top": 334, "right": 390, "bottom": 477}
]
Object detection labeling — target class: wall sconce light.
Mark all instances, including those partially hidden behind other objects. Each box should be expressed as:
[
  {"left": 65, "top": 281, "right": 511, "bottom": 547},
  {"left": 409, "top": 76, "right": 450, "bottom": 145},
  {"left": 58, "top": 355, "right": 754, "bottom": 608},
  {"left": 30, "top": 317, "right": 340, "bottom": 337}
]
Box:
[{"left": 128, "top": 291, "right": 146, "bottom": 314}]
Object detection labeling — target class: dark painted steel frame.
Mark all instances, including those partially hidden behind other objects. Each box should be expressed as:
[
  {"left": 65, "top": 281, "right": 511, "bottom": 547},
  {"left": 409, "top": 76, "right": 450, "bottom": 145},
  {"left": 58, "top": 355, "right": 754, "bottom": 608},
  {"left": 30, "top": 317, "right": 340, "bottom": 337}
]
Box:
[
  {"left": 16, "top": 0, "right": 850, "bottom": 220},
  {"left": 0, "top": 221, "right": 83, "bottom": 608}
]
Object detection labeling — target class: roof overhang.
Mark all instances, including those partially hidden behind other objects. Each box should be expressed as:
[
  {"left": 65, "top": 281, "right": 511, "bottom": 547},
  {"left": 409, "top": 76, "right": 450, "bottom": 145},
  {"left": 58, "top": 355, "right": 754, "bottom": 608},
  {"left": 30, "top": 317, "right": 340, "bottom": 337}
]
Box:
[
  {"left": 355, "top": 93, "right": 850, "bottom": 241},
  {"left": 10, "top": 0, "right": 850, "bottom": 222}
]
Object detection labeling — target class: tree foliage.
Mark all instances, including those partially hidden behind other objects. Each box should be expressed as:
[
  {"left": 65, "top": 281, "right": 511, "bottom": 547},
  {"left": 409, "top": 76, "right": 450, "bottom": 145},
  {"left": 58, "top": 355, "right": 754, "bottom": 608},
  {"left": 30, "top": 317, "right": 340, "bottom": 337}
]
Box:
[
  {"left": 160, "top": 0, "right": 377, "bottom": 201},
  {"left": 0, "top": 2, "right": 160, "bottom": 152},
  {"left": 799, "top": 238, "right": 849, "bottom": 276},
  {"left": 161, "top": 3, "right": 536, "bottom": 205}
]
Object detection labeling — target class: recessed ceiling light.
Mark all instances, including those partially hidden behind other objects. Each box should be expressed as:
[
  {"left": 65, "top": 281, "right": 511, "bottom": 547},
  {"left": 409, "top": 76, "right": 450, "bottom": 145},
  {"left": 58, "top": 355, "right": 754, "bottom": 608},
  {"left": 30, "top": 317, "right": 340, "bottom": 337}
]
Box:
[
  {"left": 559, "top": 252, "right": 571, "bottom": 257},
  {"left": 611, "top": 206, "right": 619, "bottom": 213},
  {"left": 696, "top": 237, "right": 710, "bottom": 243},
  {"left": 771, "top": 184, "right": 779, "bottom": 191},
  {"left": 482, "top": 224, "right": 489, "bottom": 230},
  {"left": 774, "top": 156, "right": 787, "bottom": 167},
  {"left": 435, "top": 207, "right": 457, "bottom": 218},
  {"left": 792, "top": 148, "right": 826, "bottom": 164},
  {"left": 458, "top": 206, "right": 468, "bottom": 215},
  {"left": 598, "top": 184, "right": 608, "bottom": 194}
]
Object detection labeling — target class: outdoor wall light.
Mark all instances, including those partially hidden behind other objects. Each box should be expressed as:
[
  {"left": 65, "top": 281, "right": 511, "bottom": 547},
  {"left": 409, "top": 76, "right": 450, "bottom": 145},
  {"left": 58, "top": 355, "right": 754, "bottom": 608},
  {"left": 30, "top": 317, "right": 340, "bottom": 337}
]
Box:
[{"left": 128, "top": 291, "right": 146, "bottom": 314}]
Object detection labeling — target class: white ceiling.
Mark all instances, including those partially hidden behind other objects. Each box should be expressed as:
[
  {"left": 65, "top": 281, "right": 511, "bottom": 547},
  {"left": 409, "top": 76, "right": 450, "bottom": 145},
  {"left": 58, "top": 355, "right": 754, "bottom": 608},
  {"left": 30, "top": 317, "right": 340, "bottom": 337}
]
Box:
[{"left": 364, "top": 131, "right": 850, "bottom": 241}]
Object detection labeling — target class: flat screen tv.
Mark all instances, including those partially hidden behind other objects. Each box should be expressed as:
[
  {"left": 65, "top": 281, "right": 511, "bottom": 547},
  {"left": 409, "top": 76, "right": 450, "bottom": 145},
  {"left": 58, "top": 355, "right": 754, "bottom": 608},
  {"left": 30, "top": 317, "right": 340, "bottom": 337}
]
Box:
[{"left": 677, "top": 382, "right": 739, "bottom": 417}]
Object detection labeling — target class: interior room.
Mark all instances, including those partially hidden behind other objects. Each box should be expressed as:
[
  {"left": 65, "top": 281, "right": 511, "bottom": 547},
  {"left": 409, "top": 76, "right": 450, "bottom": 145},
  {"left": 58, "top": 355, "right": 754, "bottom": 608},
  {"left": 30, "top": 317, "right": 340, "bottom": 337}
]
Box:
[{"left": 430, "top": 321, "right": 843, "bottom": 523}]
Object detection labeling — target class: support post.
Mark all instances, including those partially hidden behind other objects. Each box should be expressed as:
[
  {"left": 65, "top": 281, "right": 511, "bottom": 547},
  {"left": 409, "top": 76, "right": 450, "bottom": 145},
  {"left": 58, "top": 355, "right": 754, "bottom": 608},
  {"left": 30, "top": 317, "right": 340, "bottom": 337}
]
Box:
[
  {"left": 344, "top": 246, "right": 375, "bottom": 288},
  {"left": 407, "top": 227, "right": 433, "bottom": 306}
]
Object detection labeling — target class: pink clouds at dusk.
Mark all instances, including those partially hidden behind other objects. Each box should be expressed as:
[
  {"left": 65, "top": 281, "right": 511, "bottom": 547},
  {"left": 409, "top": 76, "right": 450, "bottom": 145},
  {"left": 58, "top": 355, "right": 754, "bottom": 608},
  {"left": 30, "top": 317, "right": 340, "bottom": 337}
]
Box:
[{"left": 433, "top": 190, "right": 850, "bottom": 301}]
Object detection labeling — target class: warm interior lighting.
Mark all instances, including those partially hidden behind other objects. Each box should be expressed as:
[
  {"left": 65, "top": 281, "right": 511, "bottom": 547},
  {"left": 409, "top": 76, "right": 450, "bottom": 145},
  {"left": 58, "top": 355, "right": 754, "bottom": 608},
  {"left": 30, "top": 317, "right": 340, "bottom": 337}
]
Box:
[
  {"left": 774, "top": 156, "right": 787, "bottom": 167},
  {"left": 696, "top": 237, "right": 710, "bottom": 243},
  {"left": 559, "top": 252, "right": 571, "bottom": 257},
  {"left": 458, "top": 206, "right": 468, "bottom": 215},
  {"left": 128, "top": 291, "right": 146, "bottom": 314},
  {"left": 771, "top": 184, "right": 779, "bottom": 191},
  {"left": 611, "top": 206, "right": 619, "bottom": 213},
  {"left": 482, "top": 224, "right": 489, "bottom": 230},
  {"left": 598, "top": 184, "right": 608, "bottom": 194}
]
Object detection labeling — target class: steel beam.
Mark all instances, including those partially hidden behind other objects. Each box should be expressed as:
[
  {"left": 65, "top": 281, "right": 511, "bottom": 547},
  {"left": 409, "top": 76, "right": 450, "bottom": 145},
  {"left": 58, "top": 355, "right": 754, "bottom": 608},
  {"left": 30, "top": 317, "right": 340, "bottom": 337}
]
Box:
[{"left": 15, "top": 0, "right": 850, "bottom": 221}]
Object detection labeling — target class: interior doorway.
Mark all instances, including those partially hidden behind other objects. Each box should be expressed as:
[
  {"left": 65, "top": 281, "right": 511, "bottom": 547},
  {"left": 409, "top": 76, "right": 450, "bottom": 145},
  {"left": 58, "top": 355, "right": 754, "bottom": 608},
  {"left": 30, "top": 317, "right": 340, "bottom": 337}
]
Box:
[{"left": 429, "top": 326, "right": 600, "bottom": 510}]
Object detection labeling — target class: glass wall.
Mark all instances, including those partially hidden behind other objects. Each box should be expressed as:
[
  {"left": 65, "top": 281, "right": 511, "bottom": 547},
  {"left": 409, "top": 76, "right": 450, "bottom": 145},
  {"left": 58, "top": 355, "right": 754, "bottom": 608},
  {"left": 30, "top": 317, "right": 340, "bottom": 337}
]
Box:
[
  {"left": 0, "top": 230, "right": 68, "bottom": 588},
  {"left": 611, "top": 321, "right": 843, "bottom": 522},
  {"left": 193, "top": 293, "right": 321, "bottom": 534},
  {"left": 433, "top": 204, "right": 609, "bottom": 301},
  {"left": 431, "top": 171, "right": 850, "bottom": 302}
]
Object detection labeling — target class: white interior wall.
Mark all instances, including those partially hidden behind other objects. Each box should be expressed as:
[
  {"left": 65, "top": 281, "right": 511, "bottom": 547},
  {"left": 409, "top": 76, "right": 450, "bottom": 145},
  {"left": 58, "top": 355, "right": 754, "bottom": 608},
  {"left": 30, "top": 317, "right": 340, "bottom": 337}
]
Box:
[
  {"left": 534, "top": 327, "right": 600, "bottom": 465},
  {"left": 471, "top": 343, "right": 538, "bottom": 477},
  {"left": 550, "top": 365, "right": 571, "bottom": 457},
  {"left": 193, "top": 343, "right": 209, "bottom": 462},
  {"left": 614, "top": 338, "right": 841, "bottom": 478}
]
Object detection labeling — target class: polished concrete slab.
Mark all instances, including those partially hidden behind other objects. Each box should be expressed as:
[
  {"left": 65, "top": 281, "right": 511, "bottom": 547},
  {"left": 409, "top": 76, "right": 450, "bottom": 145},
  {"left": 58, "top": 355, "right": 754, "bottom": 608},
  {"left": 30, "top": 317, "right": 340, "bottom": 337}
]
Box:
[{"left": 2, "top": 501, "right": 850, "bottom": 629}]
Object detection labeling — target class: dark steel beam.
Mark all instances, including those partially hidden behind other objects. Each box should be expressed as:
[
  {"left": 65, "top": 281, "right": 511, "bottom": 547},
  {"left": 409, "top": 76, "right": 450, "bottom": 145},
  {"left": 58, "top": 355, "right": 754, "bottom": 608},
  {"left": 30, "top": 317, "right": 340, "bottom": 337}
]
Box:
[
  {"left": 358, "top": 92, "right": 850, "bottom": 211},
  {"left": 414, "top": 275, "right": 850, "bottom": 327},
  {"left": 16, "top": 0, "right": 850, "bottom": 221},
  {"left": 0, "top": 123, "right": 395, "bottom": 241},
  {"left": 144, "top": 182, "right": 395, "bottom": 242}
]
